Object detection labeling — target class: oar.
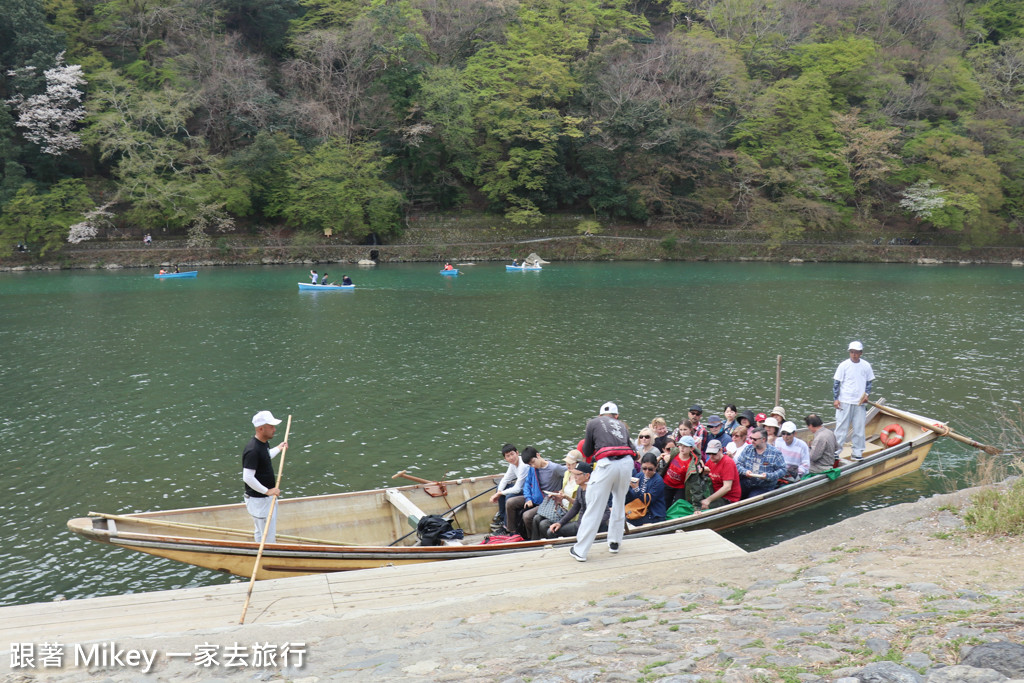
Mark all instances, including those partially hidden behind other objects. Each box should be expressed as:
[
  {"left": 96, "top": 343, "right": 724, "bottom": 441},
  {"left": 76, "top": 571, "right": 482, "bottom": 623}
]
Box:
[
  {"left": 392, "top": 470, "right": 458, "bottom": 527},
  {"left": 867, "top": 401, "right": 1000, "bottom": 455},
  {"left": 774, "top": 355, "right": 782, "bottom": 408},
  {"left": 387, "top": 484, "right": 498, "bottom": 547},
  {"left": 240, "top": 414, "right": 291, "bottom": 625},
  {"left": 87, "top": 511, "right": 346, "bottom": 546}
]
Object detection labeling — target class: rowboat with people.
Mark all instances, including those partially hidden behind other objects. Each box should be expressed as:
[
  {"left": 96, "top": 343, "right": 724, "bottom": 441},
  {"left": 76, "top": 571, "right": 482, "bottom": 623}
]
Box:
[
  {"left": 153, "top": 271, "right": 197, "bottom": 279},
  {"left": 440, "top": 269, "right": 458, "bottom": 276},
  {"left": 67, "top": 400, "right": 977, "bottom": 580},
  {"left": 506, "top": 264, "right": 542, "bottom": 271},
  {"left": 297, "top": 282, "right": 354, "bottom": 291}
]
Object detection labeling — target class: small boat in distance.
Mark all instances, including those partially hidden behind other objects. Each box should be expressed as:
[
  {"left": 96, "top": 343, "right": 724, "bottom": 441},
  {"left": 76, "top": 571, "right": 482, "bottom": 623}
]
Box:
[
  {"left": 68, "top": 400, "right": 945, "bottom": 581},
  {"left": 440, "top": 269, "right": 459, "bottom": 276},
  {"left": 154, "top": 271, "right": 197, "bottom": 279},
  {"left": 298, "top": 282, "right": 355, "bottom": 291},
  {"left": 506, "top": 264, "right": 542, "bottom": 271}
]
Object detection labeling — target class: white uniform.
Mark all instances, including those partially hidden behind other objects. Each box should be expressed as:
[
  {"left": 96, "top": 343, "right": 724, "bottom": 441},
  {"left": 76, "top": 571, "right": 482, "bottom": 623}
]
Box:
[{"left": 834, "top": 358, "right": 875, "bottom": 458}]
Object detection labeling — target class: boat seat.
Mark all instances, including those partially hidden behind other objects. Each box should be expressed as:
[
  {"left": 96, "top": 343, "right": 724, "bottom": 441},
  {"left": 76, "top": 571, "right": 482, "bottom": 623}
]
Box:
[{"left": 385, "top": 488, "right": 427, "bottom": 529}]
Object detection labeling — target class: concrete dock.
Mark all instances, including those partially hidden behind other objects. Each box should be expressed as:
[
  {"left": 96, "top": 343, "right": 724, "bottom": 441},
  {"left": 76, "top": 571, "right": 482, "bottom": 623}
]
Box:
[{"left": 2, "top": 530, "right": 743, "bottom": 649}]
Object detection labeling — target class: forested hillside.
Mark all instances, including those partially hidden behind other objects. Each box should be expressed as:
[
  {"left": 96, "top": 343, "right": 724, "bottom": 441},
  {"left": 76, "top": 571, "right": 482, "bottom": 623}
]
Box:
[{"left": 2, "top": 0, "right": 1023, "bottom": 254}]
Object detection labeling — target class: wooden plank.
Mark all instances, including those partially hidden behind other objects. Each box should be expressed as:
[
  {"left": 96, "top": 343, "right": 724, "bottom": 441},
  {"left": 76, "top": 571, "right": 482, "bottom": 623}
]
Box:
[{"left": 385, "top": 488, "right": 426, "bottom": 529}]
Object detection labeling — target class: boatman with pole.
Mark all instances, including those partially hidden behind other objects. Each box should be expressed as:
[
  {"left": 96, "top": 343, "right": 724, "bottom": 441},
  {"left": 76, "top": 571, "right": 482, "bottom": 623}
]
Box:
[
  {"left": 570, "top": 402, "right": 636, "bottom": 562},
  {"left": 833, "top": 341, "right": 875, "bottom": 461},
  {"left": 242, "top": 410, "right": 289, "bottom": 543}
]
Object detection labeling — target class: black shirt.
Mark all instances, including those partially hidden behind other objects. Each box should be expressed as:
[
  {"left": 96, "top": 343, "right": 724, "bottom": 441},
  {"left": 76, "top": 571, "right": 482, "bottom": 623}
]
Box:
[{"left": 242, "top": 436, "right": 275, "bottom": 497}]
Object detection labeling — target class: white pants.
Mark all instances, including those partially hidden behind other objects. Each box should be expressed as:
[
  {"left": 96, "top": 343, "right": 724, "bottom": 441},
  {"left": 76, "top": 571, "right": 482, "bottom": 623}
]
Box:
[
  {"left": 245, "top": 495, "right": 278, "bottom": 543},
  {"left": 572, "top": 455, "right": 633, "bottom": 559},
  {"left": 835, "top": 402, "right": 867, "bottom": 457}
]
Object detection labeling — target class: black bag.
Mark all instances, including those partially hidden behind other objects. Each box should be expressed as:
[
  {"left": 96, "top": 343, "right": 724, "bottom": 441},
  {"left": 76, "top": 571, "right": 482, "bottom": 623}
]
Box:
[{"left": 416, "top": 515, "right": 453, "bottom": 546}]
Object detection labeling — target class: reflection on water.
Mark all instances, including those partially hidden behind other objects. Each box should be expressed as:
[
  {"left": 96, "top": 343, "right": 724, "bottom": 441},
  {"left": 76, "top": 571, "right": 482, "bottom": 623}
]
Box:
[{"left": 1, "top": 262, "right": 1021, "bottom": 605}]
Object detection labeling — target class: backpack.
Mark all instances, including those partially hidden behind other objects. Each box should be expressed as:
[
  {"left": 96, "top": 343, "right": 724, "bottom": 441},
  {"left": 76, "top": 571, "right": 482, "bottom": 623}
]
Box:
[{"left": 416, "top": 515, "right": 453, "bottom": 546}]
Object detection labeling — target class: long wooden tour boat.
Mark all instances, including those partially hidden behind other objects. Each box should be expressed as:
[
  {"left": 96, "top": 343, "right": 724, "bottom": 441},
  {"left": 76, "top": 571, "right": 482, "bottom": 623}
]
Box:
[{"left": 68, "top": 400, "right": 952, "bottom": 580}]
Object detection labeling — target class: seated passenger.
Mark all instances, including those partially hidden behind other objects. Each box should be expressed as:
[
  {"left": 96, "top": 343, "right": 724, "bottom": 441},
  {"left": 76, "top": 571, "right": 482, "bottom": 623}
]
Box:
[
  {"left": 673, "top": 421, "right": 703, "bottom": 460},
  {"left": 722, "top": 404, "right": 740, "bottom": 434},
  {"left": 342, "top": 275, "right": 353, "bottom": 285},
  {"left": 776, "top": 421, "right": 810, "bottom": 480},
  {"left": 763, "top": 417, "right": 781, "bottom": 445},
  {"left": 321, "top": 272, "right": 330, "bottom": 284},
  {"left": 735, "top": 428, "right": 787, "bottom": 499},
  {"left": 515, "top": 448, "right": 568, "bottom": 538},
  {"left": 443, "top": 262, "right": 454, "bottom": 270},
  {"left": 805, "top": 413, "right": 839, "bottom": 473},
  {"left": 770, "top": 406, "right": 787, "bottom": 426},
  {"left": 660, "top": 435, "right": 699, "bottom": 508},
  {"left": 705, "top": 415, "right": 729, "bottom": 453},
  {"left": 633, "top": 428, "right": 660, "bottom": 466},
  {"left": 626, "top": 454, "right": 667, "bottom": 526},
  {"left": 649, "top": 417, "right": 671, "bottom": 452},
  {"left": 730, "top": 424, "right": 749, "bottom": 450},
  {"left": 736, "top": 410, "right": 757, "bottom": 432},
  {"left": 700, "top": 439, "right": 741, "bottom": 510},
  {"left": 543, "top": 462, "right": 610, "bottom": 538},
  {"left": 488, "top": 443, "right": 528, "bottom": 533}
]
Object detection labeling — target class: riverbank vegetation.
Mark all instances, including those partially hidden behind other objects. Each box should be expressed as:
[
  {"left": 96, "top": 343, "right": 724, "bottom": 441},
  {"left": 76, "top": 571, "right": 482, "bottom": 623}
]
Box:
[{"left": 3, "top": 0, "right": 1024, "bottom": 258}]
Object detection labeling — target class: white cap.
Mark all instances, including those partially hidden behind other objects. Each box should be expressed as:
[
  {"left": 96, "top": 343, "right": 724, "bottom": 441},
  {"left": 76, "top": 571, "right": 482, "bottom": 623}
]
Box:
[
  {"left": 849, "top": 341, "right": 864, "bottom": 351},
  {"left": 706, "top": 439, "right": 722, "bottom": 453},
  {"left": 600, "top": 401, "right": 618, "bottom": 415},
  {"left": 252, "top": 410, "right": 282, "bottom": 428},
  {"left": 780, "top": 421, "right": 797, "bottom": 434},
  {"left": 764, "top": 417, "right": 780, "bottom": 429}
]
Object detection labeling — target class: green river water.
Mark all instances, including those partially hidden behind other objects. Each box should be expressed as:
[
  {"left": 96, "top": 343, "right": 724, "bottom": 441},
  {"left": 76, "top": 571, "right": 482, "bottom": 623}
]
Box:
[{"left": 1, "top": 261, "right": 1022, "bottom": 606}]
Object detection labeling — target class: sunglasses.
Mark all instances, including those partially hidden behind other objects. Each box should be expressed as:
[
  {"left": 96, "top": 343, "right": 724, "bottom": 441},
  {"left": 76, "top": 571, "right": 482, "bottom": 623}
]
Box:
[
  {"left": 638, "top": 435, "right": 651, "bottom": 439},
  {"left": 641, "top": 466, "right": 656, "bottom": 472}
]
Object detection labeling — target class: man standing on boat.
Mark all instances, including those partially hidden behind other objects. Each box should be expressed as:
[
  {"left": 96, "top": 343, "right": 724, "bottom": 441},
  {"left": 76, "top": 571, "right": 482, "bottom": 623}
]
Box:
[
  {"left": 570, "top": 402, "right": 636, "bottom": 562},
  {"left": 833, "top": 341, "right": 875, "bottom": 461},
  {"left": 242, "top": 411, "right": 288, "bottom": 543}
]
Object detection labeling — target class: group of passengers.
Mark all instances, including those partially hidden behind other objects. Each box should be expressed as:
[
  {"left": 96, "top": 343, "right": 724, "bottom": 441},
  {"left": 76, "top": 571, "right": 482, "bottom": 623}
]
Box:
[{"left": 490, "top": 404, "right": 840, "bottom": 539}]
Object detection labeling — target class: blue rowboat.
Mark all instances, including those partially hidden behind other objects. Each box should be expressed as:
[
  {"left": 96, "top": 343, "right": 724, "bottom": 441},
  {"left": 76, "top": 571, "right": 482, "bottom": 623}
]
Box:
[
  {"left": 506, "top": 264, "right": 542, "bottom": 271},
  {"left": 298, "top": 282, "right": 355, "bottom": 291},
  {"left": 440, "top": 269, "right": 459, "bottom": 276},
  {"left": 154, "top": 271, "right": 197, "bottom": 279}
]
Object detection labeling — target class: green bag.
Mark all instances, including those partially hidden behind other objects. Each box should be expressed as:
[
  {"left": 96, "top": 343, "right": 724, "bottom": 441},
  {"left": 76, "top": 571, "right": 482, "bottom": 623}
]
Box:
[{"left": 666, "top": 499, "right": 695, "bottom": 519}]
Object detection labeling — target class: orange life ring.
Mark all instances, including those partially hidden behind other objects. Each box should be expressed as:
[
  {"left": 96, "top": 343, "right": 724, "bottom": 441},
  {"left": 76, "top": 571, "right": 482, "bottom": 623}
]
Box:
[{"left": 880, "top": 423, "right": 904, "bottom": 447}]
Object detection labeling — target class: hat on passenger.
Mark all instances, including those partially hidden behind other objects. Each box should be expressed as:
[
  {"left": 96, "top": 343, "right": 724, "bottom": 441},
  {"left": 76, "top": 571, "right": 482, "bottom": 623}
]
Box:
[
  {"left": 688, "top": 405, "right": 703, "bottom": 414},
  {"left": 680, "top": 436, "right": 696, "bottom": 448},
  {"left": 564, "top": 449, "right": 583, "bottom": 465},
  {"left": 252, "top": 410, "right": 282, "bottom": 428},
  {"left": 780, "top": 421, "right": 797, "bottom": 435},
  {"left": 600, "top": 401, "right": 619, "bottom": 415},
  {"left": 849, "top": 341, "right": 864, "bottom": 351},
  {"left": 771, "top": 406, "right": 786, "bottom": 420},
  {"left": 764, "top": 417, "right": 780, "bottom": 429},
  {"left": 706, "top": 439, "right": 722, "bottom": 453},
  {"left": 575, "top": 461, "right": 594, "bottom": 474},
  {"left": 755, "top": 412, "right": 767, "bottom": 423},
  {"left": 706, "top": 415, "right": 724, "bottom": 427}
]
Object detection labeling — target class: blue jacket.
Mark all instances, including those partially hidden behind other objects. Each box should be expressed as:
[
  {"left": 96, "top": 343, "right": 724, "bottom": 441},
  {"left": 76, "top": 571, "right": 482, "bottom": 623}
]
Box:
[
  {"left": 625, "top": 472, "right": 667, "bottom": 525},
  {"left": 521, "top": 467, "right": 543, "bottom": 505}
]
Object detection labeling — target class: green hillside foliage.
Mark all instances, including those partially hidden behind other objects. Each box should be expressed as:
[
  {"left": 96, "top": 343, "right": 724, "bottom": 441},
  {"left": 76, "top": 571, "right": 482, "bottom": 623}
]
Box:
[{"left": 3, "top": 0, "right": 1024, "bottom": 247}]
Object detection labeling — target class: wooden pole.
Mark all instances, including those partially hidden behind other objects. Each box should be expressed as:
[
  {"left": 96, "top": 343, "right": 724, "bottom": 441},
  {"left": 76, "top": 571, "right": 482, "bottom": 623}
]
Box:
[
  {"left": 774, "top": 355, "right": 781, "bottom": 408},
  {"left": 866, "top": 401, "right": 1000, "bottom": 455},
  {"left": 239, "top": 414, "right": 291, "bottom": 624}
]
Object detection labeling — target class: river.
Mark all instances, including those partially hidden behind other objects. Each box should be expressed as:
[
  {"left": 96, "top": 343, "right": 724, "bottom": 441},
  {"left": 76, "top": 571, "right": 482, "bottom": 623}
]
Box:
[{"left": 1, "top": 262, "right": 1021, "bottom": 606}]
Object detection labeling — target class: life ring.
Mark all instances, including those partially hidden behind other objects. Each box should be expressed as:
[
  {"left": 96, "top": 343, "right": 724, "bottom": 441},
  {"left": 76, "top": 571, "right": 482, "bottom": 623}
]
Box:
[{"left": 880, "top": 423, "right": 904, "bottom": 447}]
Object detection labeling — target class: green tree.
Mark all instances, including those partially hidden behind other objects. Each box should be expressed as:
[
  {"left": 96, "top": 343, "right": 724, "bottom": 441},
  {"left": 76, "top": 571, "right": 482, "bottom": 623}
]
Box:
[
  {"left": 0, "top": 178, "right": 93, "bottom": 255},
  {"left": 281, "top": 138, "right": 403, "bottom": 240}
]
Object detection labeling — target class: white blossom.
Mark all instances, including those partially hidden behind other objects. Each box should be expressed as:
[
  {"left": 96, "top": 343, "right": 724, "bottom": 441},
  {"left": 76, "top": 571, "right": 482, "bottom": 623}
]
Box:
[
  {"left": 67, "top": 203, "right": 114, "bottom": 244},
  {"left": 6, "top": 53, "right": 87, "bottom": 155},
  {"left": 899, "top": 179, "right": 946, "bottom": 220}
]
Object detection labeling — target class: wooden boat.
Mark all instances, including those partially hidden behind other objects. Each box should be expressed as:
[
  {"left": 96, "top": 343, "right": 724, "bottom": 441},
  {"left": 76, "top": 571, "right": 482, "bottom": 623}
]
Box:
[
  {"left": 440, "top": 269, "right": 458, "bottom": 276},
  {"left": 67, "top": 400, "right": 941, "bottom": 580},
  {"left": 298, "top": 282, "right": 354, "bottom": 291},
  {"left": 506, "top": 264, "right": 542, "bottom": 271},
  {"left": 153, "top": 271, "right": 197, "bottom": 279}
]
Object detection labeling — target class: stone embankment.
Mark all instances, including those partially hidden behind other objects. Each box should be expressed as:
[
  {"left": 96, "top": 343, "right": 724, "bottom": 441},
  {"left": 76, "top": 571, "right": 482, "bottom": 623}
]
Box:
[{"left": 4, "top": 484, "right": 1023, "bottom": 683}]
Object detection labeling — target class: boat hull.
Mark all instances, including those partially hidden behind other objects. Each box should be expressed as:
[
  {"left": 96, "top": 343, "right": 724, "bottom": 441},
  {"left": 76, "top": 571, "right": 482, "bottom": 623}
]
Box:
[
  {"left": 154, "top": 271, "right": 197, "bottom": 279},
  {"left": 440, "top": 269, "right": 458, "bottom": 275},
  {"left": 298, "top": 282, "right": 354, "bottom": 291},
  {"left": 68, "top": 401, "right": 939, "bottom": 580},
  {"left": 506, "top": 265, "right": 542, "bottom": 271}
]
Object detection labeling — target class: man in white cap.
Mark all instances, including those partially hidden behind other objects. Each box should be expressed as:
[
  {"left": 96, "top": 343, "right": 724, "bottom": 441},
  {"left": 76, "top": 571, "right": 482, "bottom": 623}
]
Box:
[
  {"left": 242, "top": 410, "right": 288, "bottom": 543},
  {"left": 833, "top": 341, "right": 875, "bottom": 460},
  {"left": 570, "top": 401, "right": 636, "bottom": 562}
]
